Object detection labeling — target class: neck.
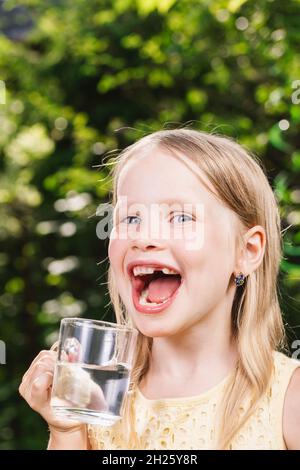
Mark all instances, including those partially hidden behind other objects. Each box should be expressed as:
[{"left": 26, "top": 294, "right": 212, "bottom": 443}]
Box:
[{"left": 148, "top": 300, "right": 238, "bottom": 382}]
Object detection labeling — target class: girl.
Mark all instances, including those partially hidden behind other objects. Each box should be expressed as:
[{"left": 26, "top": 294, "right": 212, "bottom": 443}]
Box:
[{"left": 19, "top": 129, "right": 300, "bottom": 450}]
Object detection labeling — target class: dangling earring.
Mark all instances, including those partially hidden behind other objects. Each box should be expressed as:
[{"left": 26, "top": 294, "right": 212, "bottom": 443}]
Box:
[{"left": 234, "top": 272, "right": 245, "bottom": 286}]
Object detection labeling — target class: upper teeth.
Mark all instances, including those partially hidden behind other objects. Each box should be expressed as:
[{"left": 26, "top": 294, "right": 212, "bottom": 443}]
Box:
[{"left": 132, "top": 266, "right": 179, "bottom": 276}]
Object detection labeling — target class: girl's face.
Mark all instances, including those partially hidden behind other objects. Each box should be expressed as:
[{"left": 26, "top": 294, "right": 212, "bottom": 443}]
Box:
[{"left": 108, "top": 148, "right": 239, "bottom": 338}]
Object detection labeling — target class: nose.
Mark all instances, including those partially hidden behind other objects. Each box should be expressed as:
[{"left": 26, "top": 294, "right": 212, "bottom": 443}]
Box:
[
  {"left": 130, "top": 216, "right": 166, "bottom": 252},
  {"left": 131, "top": 225, "right": 165, "bottom": 251},
  {"left": 132, "top": 237, "right": 165, "bottom": 252}
]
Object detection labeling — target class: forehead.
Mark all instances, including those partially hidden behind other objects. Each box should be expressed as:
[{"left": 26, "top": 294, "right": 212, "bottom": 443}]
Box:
[
  {"left": 115, "top": 149, "right": 239, "bottom": 237},
  {"left": 117, "top": 149, "right": 218, "bottom": 206}
]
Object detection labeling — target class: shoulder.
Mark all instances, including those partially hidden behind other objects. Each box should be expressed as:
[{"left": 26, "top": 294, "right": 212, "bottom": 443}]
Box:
[{"left": 282, "top": 355, "right": 300, "bottom": 450}]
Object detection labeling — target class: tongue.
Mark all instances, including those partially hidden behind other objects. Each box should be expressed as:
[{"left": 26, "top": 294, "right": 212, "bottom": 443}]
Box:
[{"left": 147, "top": 276, "right": 181, "bottom": 303}]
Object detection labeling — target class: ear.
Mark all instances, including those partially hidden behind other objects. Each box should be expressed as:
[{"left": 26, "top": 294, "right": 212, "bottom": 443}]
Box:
[{"left": 235, "top": 225, "right": 266, "bottom": 277}]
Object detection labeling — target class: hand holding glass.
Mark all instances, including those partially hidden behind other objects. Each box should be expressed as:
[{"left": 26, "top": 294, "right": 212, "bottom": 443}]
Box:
[{"left": 50, "top": 318, "right": 138, "bottom": 426}]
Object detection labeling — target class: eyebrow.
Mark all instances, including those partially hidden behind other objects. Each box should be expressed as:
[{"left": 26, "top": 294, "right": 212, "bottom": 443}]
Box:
[{"left": 117, "top": 197, "right": 200, "bottom": 206}]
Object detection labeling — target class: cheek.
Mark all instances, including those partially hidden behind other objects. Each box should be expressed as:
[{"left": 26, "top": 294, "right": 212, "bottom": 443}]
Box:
[
  {"left": 200, "top": 222, "right": 235, "bottom": 282},
  {"left": 179, "top": 221, "right": 231, "bottom": 277},
  {"left": 108, "top": 238, "right": 127, "bottom": 271},
  {"left": 204, "top": 215, "right": 231, "bottom": 254}
]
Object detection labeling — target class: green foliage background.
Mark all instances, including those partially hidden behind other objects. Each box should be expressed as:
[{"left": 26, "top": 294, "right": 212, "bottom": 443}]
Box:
[{"left": 0, "top": 0, "right": 299, "bottom": 449}]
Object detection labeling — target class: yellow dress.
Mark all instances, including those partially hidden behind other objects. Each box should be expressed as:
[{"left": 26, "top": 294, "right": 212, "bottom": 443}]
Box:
[{"left": 88, "top": 351, "right": 300, "bottom": 450}]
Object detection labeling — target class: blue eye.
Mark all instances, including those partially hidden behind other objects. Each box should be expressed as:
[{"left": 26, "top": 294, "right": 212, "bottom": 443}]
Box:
[
  {"left": 122, "top": 215, "right": 141, "bottom": 225},
  {"left": 171, "top": 213, "right": 193, "bottom": 224}
]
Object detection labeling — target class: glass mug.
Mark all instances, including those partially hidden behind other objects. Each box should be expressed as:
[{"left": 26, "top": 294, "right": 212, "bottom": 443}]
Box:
[{"left": 50, "top": 318, "right": 138, "bottom": 426}]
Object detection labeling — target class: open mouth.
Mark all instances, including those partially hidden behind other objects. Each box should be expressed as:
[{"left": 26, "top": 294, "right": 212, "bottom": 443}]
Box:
[{"left": 128, "top": 265, "right": 183, "bottom": 314}]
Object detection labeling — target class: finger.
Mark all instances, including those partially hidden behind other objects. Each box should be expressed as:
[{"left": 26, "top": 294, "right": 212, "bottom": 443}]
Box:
[
  {"left": 29, "top": 371, "right": 54, "bottom": 410},
  {"left": 26, "top": 350, "right": 56, "bottom": 372},
  {"left": 20, "top": 355, "right": 56, "bottom": 395},
  {"left": 20, "top": 357, "right": 55, "bottom": 391},
  {"left": 25, "top": 350, "right": 57, "bottom": 376},
  {"left": 20, "top": 351, "right": 57, "bottom": 386},
  {"left": 23, "top": 364, "right": 54, "bottom": 405},
  {"left": 20, "top": 357, "right": 56, "bottom": 399}
]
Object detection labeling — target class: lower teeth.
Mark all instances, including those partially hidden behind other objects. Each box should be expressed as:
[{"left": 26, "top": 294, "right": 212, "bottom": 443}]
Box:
[{"left": 139, "top": 287, "right": 168, "bottom": 306}]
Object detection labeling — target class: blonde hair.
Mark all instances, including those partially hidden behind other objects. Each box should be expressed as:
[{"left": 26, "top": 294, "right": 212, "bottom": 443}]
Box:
[{"left": 106, "top": 128, "right": 286, "bottom": 449}]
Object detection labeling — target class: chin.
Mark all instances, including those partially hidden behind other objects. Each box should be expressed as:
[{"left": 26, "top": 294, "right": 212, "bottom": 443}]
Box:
[{"left": 132, "top": 317, "right": 181, "bottom": 339}]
